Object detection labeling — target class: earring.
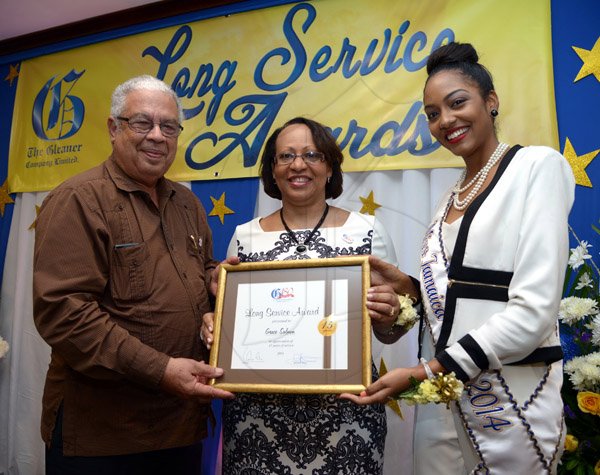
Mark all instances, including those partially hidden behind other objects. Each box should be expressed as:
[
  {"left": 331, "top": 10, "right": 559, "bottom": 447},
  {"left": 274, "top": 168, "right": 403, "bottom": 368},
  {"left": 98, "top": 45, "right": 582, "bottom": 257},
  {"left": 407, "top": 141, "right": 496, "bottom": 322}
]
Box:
[
  {"left": 491, "top": 109, "right": 499, "bottom": 117},
  {"left": 327, "top": 176, "right": 331, "bottom": 184}
]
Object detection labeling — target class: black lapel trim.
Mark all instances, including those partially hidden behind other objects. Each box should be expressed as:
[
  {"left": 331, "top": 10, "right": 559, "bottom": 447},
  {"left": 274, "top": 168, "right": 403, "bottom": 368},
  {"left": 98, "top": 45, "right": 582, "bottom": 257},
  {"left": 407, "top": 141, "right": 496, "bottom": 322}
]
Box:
[
  {"left": 450, "top": 145, "right": 521, "bottom": 270},
  {"left": 436, "top": 145, "right": 522, "bottom": 354}
]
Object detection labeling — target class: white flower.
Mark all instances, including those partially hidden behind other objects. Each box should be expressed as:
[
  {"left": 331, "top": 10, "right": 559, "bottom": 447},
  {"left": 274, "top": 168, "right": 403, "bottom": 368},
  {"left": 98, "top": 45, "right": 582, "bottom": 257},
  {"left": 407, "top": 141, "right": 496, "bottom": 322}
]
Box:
[
  {"left": 568, "top": 241, "right": 593, "bottom": 270},
  {"left": 559, "top": 297, "right": 599, "bottom": 325},
  {"left": 0, "top": 336, "right": 9, "bottom": 359},
  {"left": 564, "top": 352, "right": 600, "bottom": 392},
  {"left": 588, "top": 315, "right": 600, "bottom": 347},
  {"left": 575, "top": 272, "right": 594, "bottom": 290}
]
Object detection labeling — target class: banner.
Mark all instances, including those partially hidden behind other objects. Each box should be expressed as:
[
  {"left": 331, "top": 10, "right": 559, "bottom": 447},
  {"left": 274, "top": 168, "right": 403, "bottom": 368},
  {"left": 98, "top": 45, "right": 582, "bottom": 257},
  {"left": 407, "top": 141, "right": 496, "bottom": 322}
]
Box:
[{"left": 8, "top": 0, "right": 555, "bottom": 192}]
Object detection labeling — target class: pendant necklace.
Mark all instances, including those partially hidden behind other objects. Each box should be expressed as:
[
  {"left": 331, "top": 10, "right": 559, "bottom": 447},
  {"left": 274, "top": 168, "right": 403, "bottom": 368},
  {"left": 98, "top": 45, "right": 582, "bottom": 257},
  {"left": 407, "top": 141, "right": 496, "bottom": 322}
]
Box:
[{"left": 280, "top": 204, "right": 330, "bottom": 254}]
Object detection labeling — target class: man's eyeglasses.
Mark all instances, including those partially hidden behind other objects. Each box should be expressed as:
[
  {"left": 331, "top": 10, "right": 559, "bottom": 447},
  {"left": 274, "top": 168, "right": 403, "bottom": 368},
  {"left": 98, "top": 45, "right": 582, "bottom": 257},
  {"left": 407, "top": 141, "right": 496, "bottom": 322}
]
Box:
[
  {"left": 275, "top": 151, "right": 326, "bottom": 165},
  {"left": 117, "top": 115, "right": 183, "bottom": 138}
]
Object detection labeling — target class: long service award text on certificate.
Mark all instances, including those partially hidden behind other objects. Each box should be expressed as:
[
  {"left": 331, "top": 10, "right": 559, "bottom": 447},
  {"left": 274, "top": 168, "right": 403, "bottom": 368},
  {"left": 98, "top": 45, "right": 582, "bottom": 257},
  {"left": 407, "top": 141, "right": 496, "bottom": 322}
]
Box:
[{"left": 208, "top": 256, "right": 371, "bottom": 394}]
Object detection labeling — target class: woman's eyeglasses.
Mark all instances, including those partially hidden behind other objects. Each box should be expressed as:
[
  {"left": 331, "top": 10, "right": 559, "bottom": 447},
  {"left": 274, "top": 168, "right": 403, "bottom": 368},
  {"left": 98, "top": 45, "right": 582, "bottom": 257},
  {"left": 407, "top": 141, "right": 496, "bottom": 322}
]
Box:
[{"left": 274, "top": 151, "right": 325, "bottom": 165}]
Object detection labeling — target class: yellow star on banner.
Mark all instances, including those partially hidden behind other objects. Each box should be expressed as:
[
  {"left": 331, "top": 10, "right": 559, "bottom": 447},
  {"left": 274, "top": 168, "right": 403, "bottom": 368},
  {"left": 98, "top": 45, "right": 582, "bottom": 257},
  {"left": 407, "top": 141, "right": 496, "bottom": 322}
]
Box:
[
  {"left": 208, "top": 192, "right": 234, "bottom": 225},
  {"left": 573, "top": 36, "right": 600, "bottom": 83},
  {"left": 29, "top": 205, "right": 41, "bottom": 230},
  {"left": 379, "top": 358, "right": 403, "bottom": 419},
  {"left": 359, "top": 190, "right": 381, "bottom": 215},
  {"left": 563, "top": 137, "right": 599, "bottom": 187},
  {"left": 4, "top": 64, "right": 19, "bottom": 86},
  {"left": 0, "top": 180, "right": 15, "bottom": 217}
]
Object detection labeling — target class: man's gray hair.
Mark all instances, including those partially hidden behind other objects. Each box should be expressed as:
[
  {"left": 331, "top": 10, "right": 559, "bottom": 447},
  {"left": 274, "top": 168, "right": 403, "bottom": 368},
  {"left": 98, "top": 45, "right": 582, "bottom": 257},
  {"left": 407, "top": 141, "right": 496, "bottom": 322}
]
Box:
[{"left": 110, "top": 75, "right": 184, "bottom": 123}]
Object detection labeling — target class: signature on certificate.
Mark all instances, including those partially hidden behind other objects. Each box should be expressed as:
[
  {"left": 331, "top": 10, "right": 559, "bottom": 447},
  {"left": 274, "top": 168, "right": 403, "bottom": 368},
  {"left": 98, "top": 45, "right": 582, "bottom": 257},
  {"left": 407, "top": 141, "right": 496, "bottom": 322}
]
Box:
[
  {"left": 291, "top": 353, "right": 320, "bottom": 366},
  {"left": 242, "top": 350, "right": 264, "bottom": 363}
]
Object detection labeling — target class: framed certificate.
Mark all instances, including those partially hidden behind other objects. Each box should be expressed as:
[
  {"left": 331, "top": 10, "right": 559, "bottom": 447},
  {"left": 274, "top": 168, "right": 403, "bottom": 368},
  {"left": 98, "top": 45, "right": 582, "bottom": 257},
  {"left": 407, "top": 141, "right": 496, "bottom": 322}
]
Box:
[{"left": 208, "top": 256, "right": 371, "bottom": 394}]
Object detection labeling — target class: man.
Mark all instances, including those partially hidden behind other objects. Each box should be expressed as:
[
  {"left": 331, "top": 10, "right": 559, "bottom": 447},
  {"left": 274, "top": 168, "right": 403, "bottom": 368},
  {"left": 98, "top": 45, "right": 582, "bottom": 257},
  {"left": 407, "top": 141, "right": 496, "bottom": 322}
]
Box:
[{"left": 33, "top": 75, "right": 233, "bottom": 474}]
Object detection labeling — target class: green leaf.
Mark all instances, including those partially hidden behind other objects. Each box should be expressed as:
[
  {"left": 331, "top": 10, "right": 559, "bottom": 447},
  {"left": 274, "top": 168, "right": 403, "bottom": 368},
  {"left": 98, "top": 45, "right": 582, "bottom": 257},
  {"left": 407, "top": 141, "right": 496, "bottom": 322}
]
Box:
[{"left": 408, "top": 375, "right": 420, "bottom": 389}]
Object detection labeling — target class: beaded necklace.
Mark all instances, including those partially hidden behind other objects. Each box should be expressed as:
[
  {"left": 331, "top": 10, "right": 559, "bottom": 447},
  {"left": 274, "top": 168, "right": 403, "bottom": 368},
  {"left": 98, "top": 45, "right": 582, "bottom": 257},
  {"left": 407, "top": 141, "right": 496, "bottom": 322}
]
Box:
[{"left": 452, "top": 142, "right": 509, "bottom": 211}]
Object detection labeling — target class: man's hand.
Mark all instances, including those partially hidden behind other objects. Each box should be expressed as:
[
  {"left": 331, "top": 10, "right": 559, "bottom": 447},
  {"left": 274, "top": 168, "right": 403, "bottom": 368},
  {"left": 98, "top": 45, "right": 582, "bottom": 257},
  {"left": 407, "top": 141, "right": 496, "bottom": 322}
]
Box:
[
  {"left": 209, "top": 256, "right": 240, "bottom": 297},
  {"left": 160, "top": 357, "right": 234, "bottom": 402}
]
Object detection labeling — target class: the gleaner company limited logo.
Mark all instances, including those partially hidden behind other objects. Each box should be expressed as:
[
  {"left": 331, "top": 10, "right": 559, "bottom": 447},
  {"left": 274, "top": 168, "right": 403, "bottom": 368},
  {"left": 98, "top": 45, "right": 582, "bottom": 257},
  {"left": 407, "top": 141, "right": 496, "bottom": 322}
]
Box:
[{"left": 32, "top": 70, "right": 85, "bottom": 141}]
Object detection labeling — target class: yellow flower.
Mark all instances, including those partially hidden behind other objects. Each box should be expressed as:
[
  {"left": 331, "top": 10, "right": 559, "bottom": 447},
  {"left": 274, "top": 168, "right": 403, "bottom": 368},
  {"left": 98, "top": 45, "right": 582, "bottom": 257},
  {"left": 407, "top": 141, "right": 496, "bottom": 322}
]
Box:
[
  {"left": 595, "top": 459, "right": 600, "bottom": 475},
  {"left": 564, "top": 434, "right": 578, "bottom": 452},
  {"left": 399, "top": 372, "right": 464, "bottom": 407},
  {"left": 417, "top": 380, "right": 440, "bottom": 403},
  {"left": 577, "top": 391, "right": 600, "bottom": 416}
]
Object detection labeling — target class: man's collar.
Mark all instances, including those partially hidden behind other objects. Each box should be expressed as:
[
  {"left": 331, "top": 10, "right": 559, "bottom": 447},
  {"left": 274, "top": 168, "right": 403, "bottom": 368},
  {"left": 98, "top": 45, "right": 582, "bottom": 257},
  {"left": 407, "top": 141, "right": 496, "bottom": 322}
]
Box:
[{"left": 106, "top": 156, "right": 175, "bottom": 197}]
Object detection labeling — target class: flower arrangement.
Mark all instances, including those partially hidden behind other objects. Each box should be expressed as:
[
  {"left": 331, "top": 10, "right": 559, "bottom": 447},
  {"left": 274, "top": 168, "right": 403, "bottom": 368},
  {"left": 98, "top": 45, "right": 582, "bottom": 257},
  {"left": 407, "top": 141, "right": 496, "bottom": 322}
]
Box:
[
  {"left": 394, "top": 372, "right": 464, "bottom": 408},
  {"left": 393, "top": 294, "right": 419, "bottom": 331},
  {"left": 558, "top": 233, "right": 600, "bottom": 475},
  {"left": 388, "top": 295, "right": 463, "bottom": 407},
  {"left": 0, "top": 335, "right": 9, "bottom": 359}
]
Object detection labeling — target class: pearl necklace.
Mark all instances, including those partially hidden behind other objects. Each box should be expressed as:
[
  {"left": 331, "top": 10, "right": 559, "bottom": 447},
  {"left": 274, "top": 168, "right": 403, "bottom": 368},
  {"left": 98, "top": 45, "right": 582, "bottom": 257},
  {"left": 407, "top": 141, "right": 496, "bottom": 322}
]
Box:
[{"left": 452, "top": 142, "right": 509, "bottom": 211}]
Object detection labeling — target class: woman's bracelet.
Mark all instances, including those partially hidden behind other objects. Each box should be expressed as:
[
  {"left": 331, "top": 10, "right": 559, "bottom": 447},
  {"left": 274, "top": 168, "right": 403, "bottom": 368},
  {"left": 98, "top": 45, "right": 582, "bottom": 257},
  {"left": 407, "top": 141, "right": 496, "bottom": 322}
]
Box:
[{"left": 420, "top": 357, "right": 435, "bottom": 380}]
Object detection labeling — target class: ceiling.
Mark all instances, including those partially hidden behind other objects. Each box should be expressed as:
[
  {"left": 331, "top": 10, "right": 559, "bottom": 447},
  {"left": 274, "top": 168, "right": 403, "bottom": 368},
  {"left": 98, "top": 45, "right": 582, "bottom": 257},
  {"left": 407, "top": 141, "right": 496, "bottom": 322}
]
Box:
[{"left": 0, "top": 0, "right": 160, "bottom": 41}]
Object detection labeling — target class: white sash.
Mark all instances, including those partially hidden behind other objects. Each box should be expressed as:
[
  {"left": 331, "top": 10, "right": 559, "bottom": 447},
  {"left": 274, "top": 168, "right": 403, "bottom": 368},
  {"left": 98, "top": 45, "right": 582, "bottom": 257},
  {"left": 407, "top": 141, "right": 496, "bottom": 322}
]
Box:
[
  {"left": 419, "top": 217, "right": 449, "bottom": 343},
  {"left": 457, "top": 366, "right": 564, "bottom": 474}
]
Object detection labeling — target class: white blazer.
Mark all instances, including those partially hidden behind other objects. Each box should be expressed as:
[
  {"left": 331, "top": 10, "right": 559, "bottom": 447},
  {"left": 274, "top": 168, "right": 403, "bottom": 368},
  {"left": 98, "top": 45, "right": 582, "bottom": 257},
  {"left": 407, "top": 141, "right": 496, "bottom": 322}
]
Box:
[{"left": 433, "top": 145, "right": 575, "bottom": 381}]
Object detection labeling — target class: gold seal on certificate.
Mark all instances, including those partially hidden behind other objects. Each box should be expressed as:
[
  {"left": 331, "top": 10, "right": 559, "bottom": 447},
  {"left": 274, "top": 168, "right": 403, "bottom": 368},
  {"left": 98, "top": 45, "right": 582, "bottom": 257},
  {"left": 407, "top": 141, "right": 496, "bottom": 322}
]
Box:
[{"left": 318, "top": 315, "right": 337, "bottom": 336}]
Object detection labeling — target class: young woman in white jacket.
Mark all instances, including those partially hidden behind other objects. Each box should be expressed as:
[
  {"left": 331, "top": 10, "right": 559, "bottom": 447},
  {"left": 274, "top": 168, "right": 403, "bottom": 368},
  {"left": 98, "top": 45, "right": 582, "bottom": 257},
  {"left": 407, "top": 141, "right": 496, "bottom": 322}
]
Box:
[{"left": 342, "top": 42, "right": 575, "bottom": 474}]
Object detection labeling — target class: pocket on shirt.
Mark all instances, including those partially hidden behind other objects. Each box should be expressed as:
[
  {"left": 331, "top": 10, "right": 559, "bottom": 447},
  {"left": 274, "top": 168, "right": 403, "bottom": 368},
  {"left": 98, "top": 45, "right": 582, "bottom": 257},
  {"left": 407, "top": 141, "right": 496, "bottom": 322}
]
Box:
[
  {"left": 110, "top": 242, "right": 151, "bottom": 302},
  {"left": 186, "top": 233, "right": 208, "bottom": 281}
]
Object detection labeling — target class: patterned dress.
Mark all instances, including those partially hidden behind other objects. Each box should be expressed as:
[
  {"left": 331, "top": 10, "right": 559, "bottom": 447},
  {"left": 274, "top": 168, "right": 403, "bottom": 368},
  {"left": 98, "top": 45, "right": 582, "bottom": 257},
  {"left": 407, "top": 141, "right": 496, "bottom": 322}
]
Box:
[{"left": 222, "top": 211, "right": 396, "bottom": 475}]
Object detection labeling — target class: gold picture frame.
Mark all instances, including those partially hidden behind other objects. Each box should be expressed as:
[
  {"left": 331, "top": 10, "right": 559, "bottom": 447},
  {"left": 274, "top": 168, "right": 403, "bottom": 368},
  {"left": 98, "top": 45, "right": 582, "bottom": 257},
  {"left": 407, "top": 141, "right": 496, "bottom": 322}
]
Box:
[{"left": 208, "top": 256, "right": 371, "bottom": 394}]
